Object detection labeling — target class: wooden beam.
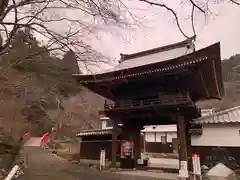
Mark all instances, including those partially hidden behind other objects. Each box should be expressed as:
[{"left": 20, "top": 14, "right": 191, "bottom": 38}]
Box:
[
  {"left": 197, "top": 68, "right": 210, "bottom": 97},
  {"left": 212, "top": 60, "right": 221, "bottom": 98},
  {"left": 186, "top": 121, "right": 193, "bottom": 172},
  {"left": 132, "top": 124, "right": 142, "bottom": 160}
]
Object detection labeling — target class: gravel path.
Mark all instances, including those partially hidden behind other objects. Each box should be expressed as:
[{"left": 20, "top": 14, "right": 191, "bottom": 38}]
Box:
[{"left": 16, "top": 146, "right": 171, "bottom": 180}]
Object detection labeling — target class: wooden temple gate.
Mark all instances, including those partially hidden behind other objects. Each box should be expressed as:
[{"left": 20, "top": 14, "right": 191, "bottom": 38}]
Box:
[{"left": 73, "top": 38, "right": 224, "bottom": 178}]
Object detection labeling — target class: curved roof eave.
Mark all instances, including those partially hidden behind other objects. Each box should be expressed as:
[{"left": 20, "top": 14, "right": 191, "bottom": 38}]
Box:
[{"left": 72, "top": 42, "right": 220, "bottom": 84}]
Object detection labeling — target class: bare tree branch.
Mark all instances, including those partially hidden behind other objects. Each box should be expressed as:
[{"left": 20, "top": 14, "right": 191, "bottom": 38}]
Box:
[
  {"left": 0, "top": 0, "right": 239, "bottom": 70},
  {"left": 139, "top": 0, "right": 190, "bottom": 38},
  {"left": 0, "top": 0, "right": 9, "bottom": 17},
  {"left": 230, "top": 0, "right": 240, "bottom": 5},
  {"left": 189, "top": 0, "right": 205, "bottom": 13},
  {"left": 0, "top": 0, "right": 19, "bottom": 52},
  {"left": 0, "top": 0, "right": 131, "bottom": 69},
  {"left": 138, "top": 0, "right": 219, "bottom": 40},
  {"left": 191, "top": 5, "right": 196, "bottom": 37}
]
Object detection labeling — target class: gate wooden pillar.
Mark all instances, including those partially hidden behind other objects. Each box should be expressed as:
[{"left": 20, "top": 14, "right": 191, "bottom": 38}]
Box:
[
  {"left": 132, "top": 124, "right": 142, "bottom": 160},
  {"left": 186, "top": 121, "right": 193, "bottom": 172},
  {"left": 177, "top": 115, "right": 189, "bottom": 179},
  {"left": 111, "top": 119, "right": 119, "bottom": 169}
]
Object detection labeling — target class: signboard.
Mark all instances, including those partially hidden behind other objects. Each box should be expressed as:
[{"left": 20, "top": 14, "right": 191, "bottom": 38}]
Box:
[
  {"left": 100, "top": 149, "right": 106, "bottom": 171},
  {"left": 203, "top": 147, "right": 237, "bottom": 169},
  {"left": 120, "top": 140, "right": 134, "bottom": 158},
  {"left": 192, "top": 154, "right": 201, "bottom": 175}
]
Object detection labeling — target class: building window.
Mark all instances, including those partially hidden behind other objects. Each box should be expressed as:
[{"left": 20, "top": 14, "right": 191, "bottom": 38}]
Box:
[{"left": 161, "top": 136, "right": 167, "bottom": 144}]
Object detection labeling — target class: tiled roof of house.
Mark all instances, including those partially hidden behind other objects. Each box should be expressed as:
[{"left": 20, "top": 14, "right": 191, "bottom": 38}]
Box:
[{"left": 194, "top": 106, "right": 240, "bottom": 124}]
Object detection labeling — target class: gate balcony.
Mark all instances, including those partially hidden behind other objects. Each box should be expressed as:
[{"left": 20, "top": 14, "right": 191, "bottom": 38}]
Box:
[{"left": 104, "top": 94, "right": 193, "bottom": 112}]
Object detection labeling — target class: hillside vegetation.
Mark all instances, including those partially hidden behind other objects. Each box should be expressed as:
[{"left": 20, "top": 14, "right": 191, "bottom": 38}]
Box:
[{"left": 0, "top": 29, "right": 103, "bottom": 145}]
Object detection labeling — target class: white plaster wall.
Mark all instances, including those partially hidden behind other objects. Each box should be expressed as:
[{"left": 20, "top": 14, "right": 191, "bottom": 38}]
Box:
[
  {"left": 145, "top": 132, "right": 177, "bottom": 143},
  {"left": 156, "top": 132, "right": 165, "bottom": 142},
  {"left": 167, "top": 132, "right": 177, "bottom": 142},
  {"left": 101, "top": 120, "right": 107, "bottom": 129},
  {"left": 145, "top": 132, "right": 155, "bottom": 142},
  {"left": 191, "top": 124, "right": 240, "bottom": 147},
  {"left": 119, "top": 45, "right": 194, "bottom": 69}
]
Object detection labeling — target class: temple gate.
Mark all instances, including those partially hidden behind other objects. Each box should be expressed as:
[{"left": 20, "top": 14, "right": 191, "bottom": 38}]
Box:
[{"left": 73, "top": 37, "right": 224, "bottom": 178}]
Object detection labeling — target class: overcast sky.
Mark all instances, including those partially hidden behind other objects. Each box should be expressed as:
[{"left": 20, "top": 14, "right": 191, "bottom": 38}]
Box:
[{"left": 86, "top": 0, "right": 240, "bottom": 71}]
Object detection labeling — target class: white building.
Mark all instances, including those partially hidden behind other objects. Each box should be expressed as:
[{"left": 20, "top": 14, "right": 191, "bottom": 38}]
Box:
[
  {"left": 141, "top": 108, "right": 215, "bottom": 145},
  {"left": 191, "top": 106, "right": 240, "bottom": 169},
  {"left": 141, "top": 125, "right": 178, "bottom": 154},
  {"left": 192, "top": 106, "right": 240, "bottom": 148},
  {"left": 142, "top": 125, "right": 177, "bottom": 143},
  {"left": 139, "top": 106, "right": 240, "bottom": 168}
]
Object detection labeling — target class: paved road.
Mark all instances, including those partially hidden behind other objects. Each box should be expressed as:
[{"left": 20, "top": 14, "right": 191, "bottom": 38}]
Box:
[
  {"left": 148, "top": 157, "right": 179, "bottom": 169},
  {"left": 116, "top": 170, "right": 178, "bottom": 179},
  {"left": 16, "top": 146, "right": 171, "bottom": 180},
  {"left": 23, "top": 137, "right": 41, "bottom": 147}
]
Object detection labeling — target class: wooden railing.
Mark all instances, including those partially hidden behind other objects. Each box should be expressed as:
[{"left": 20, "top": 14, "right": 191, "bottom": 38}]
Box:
[{"left": 104, "top": 94, "right": 192, "bottom": 111}]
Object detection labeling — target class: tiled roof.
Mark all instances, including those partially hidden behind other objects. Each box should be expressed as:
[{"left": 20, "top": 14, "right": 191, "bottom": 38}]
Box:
[
  {"left": 194, "top": 106, "right": 240, "bottom": 124},
  {"left": 78, "top": 38, "right": 195, "bottom": 76},
  {"left": 119, "top": 36, "right": 195, "bottom": 61},
  {"left": 72, "top": 42, "right": 220, "bottom": 84}
]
